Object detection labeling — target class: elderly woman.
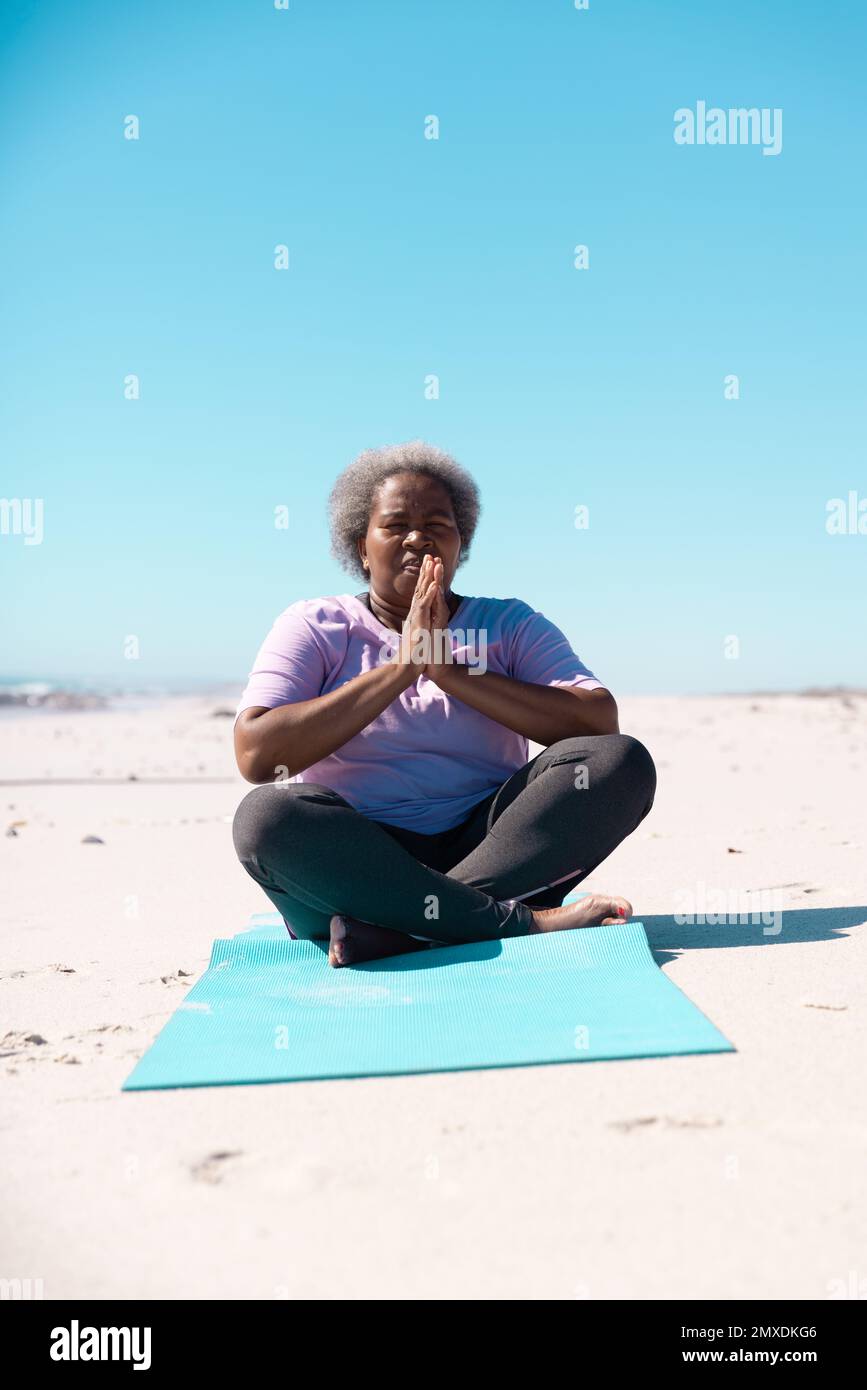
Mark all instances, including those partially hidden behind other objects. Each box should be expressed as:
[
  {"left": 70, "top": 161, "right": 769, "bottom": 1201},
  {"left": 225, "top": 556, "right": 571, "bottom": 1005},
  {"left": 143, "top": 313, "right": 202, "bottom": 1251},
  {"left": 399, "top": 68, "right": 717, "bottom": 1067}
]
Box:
[{"left": 233, "top": 440, "right": 656, "bottom": 967}]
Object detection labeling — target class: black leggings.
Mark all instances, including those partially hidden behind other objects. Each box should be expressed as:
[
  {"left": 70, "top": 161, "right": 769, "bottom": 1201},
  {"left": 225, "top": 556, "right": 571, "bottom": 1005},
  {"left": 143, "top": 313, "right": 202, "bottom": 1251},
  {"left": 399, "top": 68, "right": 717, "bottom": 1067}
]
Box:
[{"left": 232, "top": 734, "right": 657, "bottom": 946}]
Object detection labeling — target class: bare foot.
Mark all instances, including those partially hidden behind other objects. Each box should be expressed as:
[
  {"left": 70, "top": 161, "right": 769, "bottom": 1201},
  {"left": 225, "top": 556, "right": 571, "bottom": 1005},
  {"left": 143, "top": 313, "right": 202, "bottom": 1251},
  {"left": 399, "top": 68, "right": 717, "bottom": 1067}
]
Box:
[
  {"left": 531, "top": 894, "right": 633, "bottom": 934},
  {"left": 328, "top": 914, "right": 433, "bottom": 968}
]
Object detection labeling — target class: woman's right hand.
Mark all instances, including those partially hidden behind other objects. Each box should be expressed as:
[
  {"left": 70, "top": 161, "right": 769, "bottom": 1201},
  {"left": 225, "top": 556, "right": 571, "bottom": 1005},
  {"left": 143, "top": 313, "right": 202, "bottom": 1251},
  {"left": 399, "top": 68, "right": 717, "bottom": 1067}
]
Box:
[
  {"left": 236, "top": 556, "right": 442, "bottom": 781},
  {"left": 398, "top": 554, "right": 439, "bottom": 671}
]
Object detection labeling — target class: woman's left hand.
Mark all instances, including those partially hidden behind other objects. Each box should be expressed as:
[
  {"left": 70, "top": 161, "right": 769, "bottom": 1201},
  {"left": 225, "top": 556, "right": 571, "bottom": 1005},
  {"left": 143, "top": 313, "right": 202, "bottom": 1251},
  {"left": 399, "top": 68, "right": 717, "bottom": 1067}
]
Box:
[
  {"left": 424, "top": 558, "right": 456, "bottom": 684},
  {"left": 429, "top": 557, "right": 450, "bottom": 630}
]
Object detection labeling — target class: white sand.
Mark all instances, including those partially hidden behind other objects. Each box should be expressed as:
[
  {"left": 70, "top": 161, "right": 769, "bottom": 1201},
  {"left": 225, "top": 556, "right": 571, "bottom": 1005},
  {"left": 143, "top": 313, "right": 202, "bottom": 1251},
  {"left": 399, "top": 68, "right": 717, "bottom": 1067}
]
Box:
[{"left": 2, "top": 693, "right": 865, "bottom": 1300}]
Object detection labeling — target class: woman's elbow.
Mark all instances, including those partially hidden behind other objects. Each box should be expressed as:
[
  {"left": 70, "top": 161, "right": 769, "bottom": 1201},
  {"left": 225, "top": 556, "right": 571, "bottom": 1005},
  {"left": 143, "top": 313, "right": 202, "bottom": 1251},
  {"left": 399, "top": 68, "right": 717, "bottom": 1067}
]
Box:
[
  {"left": 234, "top": 714, "right": 277, "bottom": 784},
  {"left": 234, "top": 741, "right": 269, "bottom": 784},
  {"left": 568, "top": 688, "right": 619, "bottom": 736},
  {"left": 237, "top": 755, "right": 273, "bottom": 785},
  {"left": 234, "top": 735, "right": 304, "bottom": 784},
  {"left": 596, "top": 693, "right": 620, "bottom": 734}
]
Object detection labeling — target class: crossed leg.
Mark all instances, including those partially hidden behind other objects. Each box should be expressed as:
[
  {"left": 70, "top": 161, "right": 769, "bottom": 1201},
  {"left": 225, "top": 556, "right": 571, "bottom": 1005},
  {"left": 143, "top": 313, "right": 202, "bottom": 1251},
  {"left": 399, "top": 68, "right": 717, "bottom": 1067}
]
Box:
[
  {"left": 232, "top": 734, "right": 656, "bottom": 965},
  {"left": 445, "top": 733, "right": 657, "bottom": 908}
]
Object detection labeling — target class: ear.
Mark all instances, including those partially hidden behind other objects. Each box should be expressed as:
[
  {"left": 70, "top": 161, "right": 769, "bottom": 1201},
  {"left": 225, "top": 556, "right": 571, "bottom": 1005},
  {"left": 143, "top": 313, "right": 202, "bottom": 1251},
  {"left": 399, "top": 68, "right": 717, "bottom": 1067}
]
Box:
[{"left": 357, "top": 538, "right": 369, "bottom": 571}]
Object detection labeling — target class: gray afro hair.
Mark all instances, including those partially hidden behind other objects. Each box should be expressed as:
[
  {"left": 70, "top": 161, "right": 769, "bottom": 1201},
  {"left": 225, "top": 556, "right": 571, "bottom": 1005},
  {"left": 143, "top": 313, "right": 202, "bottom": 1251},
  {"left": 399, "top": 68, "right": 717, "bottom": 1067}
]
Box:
[{"left": 328, "top": 439, "right": 481, "bottom": 581}]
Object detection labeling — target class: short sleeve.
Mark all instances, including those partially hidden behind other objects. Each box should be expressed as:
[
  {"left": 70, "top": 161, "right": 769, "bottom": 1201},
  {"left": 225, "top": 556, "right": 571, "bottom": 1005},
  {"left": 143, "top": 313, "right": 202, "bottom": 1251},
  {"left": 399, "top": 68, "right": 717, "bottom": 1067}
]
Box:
[
  {"left": 235, "top": 606, "right": 328, "bottom": 717},
  {"left": 507, "top": 603, "right": 605, "bottom": 691}
]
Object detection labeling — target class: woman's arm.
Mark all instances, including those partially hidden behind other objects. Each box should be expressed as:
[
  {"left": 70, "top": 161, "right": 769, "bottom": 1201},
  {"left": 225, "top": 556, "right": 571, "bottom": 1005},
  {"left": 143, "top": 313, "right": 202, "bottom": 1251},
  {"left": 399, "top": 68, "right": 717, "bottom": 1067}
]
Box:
[
  {"left": 424, "top": 558, "right": 617, "bottom": 743},
  {"left": 235, "top": 563, "right": 441, "bottom": 783},
  {"left": 428, "top": 664, "right": 620, "bottom": 743},
  {"left": 422, "top": 558, "right": 616, "bottom": 745},
  {"left": 235, "top": 661, "right": 416, "bottom": 783}
]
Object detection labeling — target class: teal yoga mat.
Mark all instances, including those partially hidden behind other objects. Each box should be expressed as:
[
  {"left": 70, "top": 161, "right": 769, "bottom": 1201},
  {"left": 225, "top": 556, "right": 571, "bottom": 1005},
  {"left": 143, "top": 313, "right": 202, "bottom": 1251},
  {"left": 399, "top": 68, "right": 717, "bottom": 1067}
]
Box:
[{"left": 122, "top": 903, "right": 734, "bottom": 1091}]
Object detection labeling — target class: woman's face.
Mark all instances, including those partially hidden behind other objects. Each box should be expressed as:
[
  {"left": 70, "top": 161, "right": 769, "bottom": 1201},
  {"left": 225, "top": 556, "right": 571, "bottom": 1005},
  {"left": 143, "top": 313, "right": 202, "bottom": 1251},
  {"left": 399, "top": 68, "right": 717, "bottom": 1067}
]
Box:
[{"left": 359, "top": 471, "right": 462, "bottom": 605}]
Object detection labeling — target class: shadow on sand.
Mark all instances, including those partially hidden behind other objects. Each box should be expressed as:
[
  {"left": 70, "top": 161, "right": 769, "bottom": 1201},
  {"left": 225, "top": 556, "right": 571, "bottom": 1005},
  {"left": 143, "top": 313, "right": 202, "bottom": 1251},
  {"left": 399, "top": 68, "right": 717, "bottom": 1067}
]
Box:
[
  {"left": 300, "top": 907, "right": 866, "bottom": 974},
  {"left": 643, "top": 904, "right": 867, "bottom": 969}
]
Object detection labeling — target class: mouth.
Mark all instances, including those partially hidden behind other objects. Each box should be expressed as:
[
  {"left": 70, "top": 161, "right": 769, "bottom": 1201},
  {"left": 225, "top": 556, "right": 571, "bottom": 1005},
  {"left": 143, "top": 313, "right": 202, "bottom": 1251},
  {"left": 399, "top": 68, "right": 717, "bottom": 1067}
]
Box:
[{"left": 401, "top": 556, "right": 431, "bottom": 571}]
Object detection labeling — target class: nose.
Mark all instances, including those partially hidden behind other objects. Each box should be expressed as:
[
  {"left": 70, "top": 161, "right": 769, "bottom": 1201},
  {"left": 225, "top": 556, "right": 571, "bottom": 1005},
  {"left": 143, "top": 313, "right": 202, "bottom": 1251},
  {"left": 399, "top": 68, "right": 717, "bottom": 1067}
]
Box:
[{"left": 403, "top": 532, "right": 433, "bottom": 555}]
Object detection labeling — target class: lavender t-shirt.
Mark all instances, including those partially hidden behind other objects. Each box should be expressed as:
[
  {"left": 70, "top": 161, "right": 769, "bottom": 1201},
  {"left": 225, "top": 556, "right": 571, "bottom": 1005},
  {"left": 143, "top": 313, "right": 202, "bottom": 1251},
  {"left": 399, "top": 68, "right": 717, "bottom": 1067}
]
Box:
[{"left": 235, "top": 593, "right": 604, "bottom": 833}]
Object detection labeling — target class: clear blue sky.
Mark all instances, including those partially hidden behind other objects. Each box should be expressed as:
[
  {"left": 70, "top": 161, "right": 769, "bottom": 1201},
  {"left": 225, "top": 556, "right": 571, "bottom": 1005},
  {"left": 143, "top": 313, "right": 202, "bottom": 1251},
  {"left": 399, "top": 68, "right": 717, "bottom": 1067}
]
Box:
[{"left": 2, "top": 0, "right": 865, "bottom": 694}]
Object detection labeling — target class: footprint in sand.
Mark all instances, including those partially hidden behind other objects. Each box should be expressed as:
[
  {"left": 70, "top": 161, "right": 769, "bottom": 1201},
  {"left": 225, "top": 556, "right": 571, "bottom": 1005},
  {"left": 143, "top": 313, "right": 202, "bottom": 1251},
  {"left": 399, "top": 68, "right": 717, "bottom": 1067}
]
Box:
[
  {"left": 61, "top": 1024, "right": 137, "bottom": 1053},
  {"left": 0, "top": 1030, "right": 49, "bottom": 1058},
  {"left": 3, "top": 1025, "right": 137, "bottom": 1066},
  {"left": 0, "top": 1032, "right": 83, "bottom": 1065},
  {"left": 1, "top": 964, "right": 76, "bottom": 980},
  {"left": 138, "top": 970, "right": 195, "bottom": 986},
  {"left": 609, "top": 1115, "right": 723, "bottom": 1133},
  {"left": 190, "top": 1151, "right": 243, "bottom": 1185}
]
